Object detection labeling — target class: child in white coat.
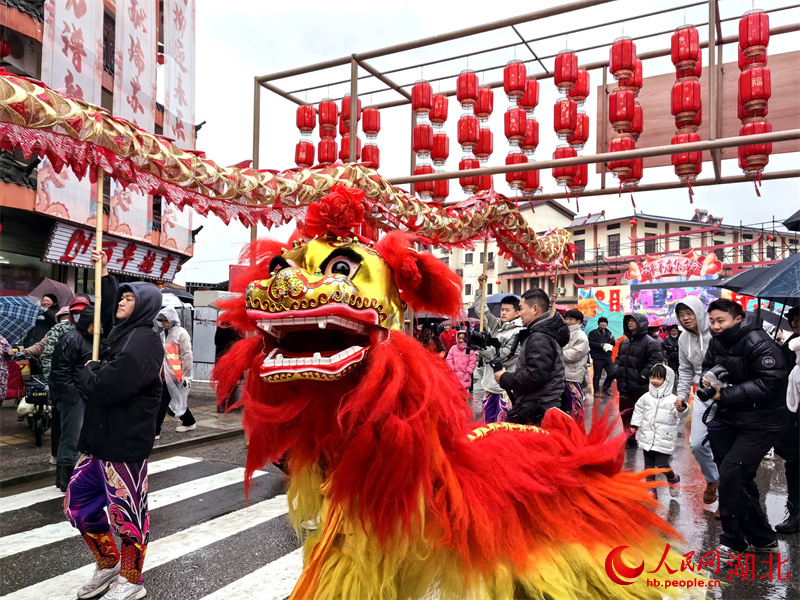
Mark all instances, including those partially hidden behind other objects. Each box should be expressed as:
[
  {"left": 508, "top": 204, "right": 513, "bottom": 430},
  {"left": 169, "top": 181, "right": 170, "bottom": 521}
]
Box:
[{"left": 631, "top": 364, "right": 688, "bottom": 498}]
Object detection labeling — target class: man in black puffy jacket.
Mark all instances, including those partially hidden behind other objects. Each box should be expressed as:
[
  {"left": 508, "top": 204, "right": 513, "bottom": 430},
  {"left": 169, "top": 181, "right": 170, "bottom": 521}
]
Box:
[
  {"left": 64, "top": 261, "right": 164, "bottom": 600},
  {"left": 615, "top": 313, "right": 663, "bottom": 446},
  {"left": 702, "top": 299, "right": 786, "bottom": 557},
  {"left": 50, "top": 306, "right": 94, "bottom": 491},
  {"left": 495, "top": 288, "right": 570, "bottom": 426},
  {"left": 588, "top": 316, "right": 616, "bottom": 395}
]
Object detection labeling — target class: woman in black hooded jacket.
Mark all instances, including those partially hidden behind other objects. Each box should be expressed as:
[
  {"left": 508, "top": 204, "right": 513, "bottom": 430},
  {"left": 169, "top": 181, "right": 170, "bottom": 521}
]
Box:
[{"left": 64, "top": 253, "right": 165, "bottom": 600}]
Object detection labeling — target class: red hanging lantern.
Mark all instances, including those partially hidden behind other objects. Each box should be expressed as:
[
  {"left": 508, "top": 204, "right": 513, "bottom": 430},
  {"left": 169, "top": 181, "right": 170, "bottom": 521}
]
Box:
[
  {"left": 431, "top": 132, "right": 450, "bottom": 167},
  {"left": 738, "top": 120, "right": 772, "bottom": 177},
  {"left": 554, "top": 50, "right": 578, "bottom": 94},
  {"left": 362, "top": 144, "right": 380, "bottom": 169},
  {"left": 318, "top": 99, "right": 338, "bottom": 138},
  {"left": 521, "top": 167, "right": 540, "bottom": 196},
  {"left": 456, "top": 69, "right": 479, "bottom": 109},
  {"left": 630, "top": 218, "right": 638, "bottom": 227},
  {"left": 609, "top": 88, "right": 636, "bottom": 132},
  {"left": 621, "top": 158, "right": 643, "bottom": 191},
  {"left": 618, "top": 59, "right": 643, "bottom": 95},
  {"left": 607, "top": 134, "right": 635, "bottom": 179},
  {"left": 459, "top": 156, "right": 480, "bottom": 193},
  {"left": 0, "top": 40, "right": 11, "bottom": 60},
  {"left": 553, "top": 98, "right": 577, "bottom": 140},
  {"left": 474, "top": 127, "right": 493, "bottom": 163},
  {"left": 567, "top": 69, "right": 590, "bottom": 106},
  {"left": 474, "top": 87, "right": 494, "bottom": 121},
  {"left": 552, "top": 145, "right": 577, "bottom": 187},
  {"left": 295, "top": 140, "right": 315, "bottom": 168},
  {"left": 671, "top": 79, "right": 702, "bottom": 131},
  {"left": 296, "top": 105, "right": 317, "bottom": 135},
  {"left": 739, "top": 45, "right": 767, "bottom": 70},
  {"left": 568, "top": 163, "right": 588, "bottom": 195},
  {"left": 479, "top": 175, "right": 493, "bottom": 193},
  {"left": 671, "top": 132, "right": 702, "bottom": 182},
  {"left": 609, "top": 37, "right": 637, "bottom": 80},
  {"left": 738, "top": 89, "right": 769, "bottom": 123},
  {"left": 505, "top": 105, "right": 527, "bottom": 144},
  {"left": 341, "top": 94, "right": 361, "bottom": 128},
  {"left": 519, "top": 78, "right": 539, "bottom": 114},
  {"left": 411, "top": 81, "right": 433, "bottom": 115},
  {"left": 738, "top": 66, "right": 771, "bottom": 115},
  {"left": 318, "top": 138, "right": 337, "bottom": 165},
  {"left": 339, "top": 135, "right": 361, "bottom": 162},
  {"left": 506, "top": 151, "right": 528, "bottom": 189},
  {"left": 739, "top": 9, "right": 769, "bottom": 62},
  {"left": 412, "top": 123, "right": 434, "bottom": 156},
  {"left": 629, "top": 103, "right": 643, "bottom": 142},
  {"left": 671, "top": 25, "right": 700, "bottom": 74},
  {"left": 519, "top": 117, "right": 539, "bottom": 155},
  {"left": 503, "top": 59, "right": 527, "bottom": 101},
  {"left": 567, "top": 111, "right": 589, "bottom": 150},
  {"left": 432, "top": 173, "right": 449, "bottom": 201},
  {"left": 362, "top": 107, "right": 381, "bottom": 140},
  {"left": 414, "top": 164, "right": 435, "bottom": 197},
  {"left": 457, "top": 113, "right": 480, "bottom": 151},
  {"left": 339, "top": 115, "right": 350, "bottom": 136},
  {"left": 429, "top": 94, "right": 449, "bottom": 128}
]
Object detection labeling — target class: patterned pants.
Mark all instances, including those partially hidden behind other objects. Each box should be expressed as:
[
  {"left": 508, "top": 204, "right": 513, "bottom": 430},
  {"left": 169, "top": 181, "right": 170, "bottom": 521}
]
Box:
[
  {"left": 64, "top": 455, "right": 149, "bottom": 584},
  {"left": 482, "top": 392, "right": 511, "bottom": 424},
  {"left": 562, "top": 381, "right": 586, "bottom": 428}
]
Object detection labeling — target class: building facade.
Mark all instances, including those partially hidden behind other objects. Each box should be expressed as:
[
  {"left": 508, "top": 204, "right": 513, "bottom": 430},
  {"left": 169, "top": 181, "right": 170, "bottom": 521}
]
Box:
[{"left": 0, "top": 0, "right": 196, "bottom": 297}]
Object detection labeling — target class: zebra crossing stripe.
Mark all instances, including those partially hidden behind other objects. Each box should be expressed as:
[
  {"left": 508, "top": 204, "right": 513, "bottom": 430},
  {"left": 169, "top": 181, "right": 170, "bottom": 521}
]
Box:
[
  {"left": 0, "top": 466, "right": 264, "bottom": 560},
  {"left": 0, "top": 494, "right": 290, "bottom": 600},
  {"left": 0, "top": 456, "right": 201, "bottom": 514},
  {"left": 197, "top": 548, "right": 304, "bottom": 600}
]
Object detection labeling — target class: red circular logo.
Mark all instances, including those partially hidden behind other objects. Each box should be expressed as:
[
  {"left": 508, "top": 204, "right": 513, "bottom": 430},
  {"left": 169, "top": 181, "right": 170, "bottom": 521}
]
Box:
[{"left": 605, "top": 546, "right": 645, "bottom": 585}]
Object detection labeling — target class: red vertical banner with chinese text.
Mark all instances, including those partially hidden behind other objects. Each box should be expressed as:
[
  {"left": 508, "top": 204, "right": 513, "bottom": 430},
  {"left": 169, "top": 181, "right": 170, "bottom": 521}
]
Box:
[
  {"left": 37, "top": 0, "right": 103, "bottom": 226},
  {"left": 161, "top": 0, "right": 195, "bottom": 256},
  {"left": 609, "top": 289, "right": 621, "bottom": 313},
  {"left": 110, "top": 0, "right": 156, "bottom": 244}
]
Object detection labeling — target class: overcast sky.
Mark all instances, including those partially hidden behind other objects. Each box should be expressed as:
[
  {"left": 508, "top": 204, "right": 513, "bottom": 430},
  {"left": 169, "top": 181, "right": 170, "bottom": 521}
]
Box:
[{"left": 178, "top": 0, "right": 800, "bottom": 284}]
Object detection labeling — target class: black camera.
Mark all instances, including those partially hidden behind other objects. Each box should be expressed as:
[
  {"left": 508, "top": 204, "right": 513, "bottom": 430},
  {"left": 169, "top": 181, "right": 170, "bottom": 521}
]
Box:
[
  {"left": 465, "top": 330, "right": 501, "bottom": 351},
  {"left": 488, "top": 354, "right": 508, "bottom": 373},
  {"left": 696, "top": 365, "right": 730, "bottom": 402}
]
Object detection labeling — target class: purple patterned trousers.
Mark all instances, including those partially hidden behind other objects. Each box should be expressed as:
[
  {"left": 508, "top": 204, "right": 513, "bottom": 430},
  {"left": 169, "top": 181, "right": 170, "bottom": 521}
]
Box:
[{"left": 64, "top": 455, "right": 149, "bottom": 583}]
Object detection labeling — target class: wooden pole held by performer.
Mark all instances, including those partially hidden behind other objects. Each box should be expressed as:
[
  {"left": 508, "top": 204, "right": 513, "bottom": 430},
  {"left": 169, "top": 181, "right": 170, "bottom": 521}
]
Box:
[
  {"left": 92, "top": 166, "right": 104, "bottom": 361},
  {"left": 479, "top": 238, "right": 489, "bottom": 332}
]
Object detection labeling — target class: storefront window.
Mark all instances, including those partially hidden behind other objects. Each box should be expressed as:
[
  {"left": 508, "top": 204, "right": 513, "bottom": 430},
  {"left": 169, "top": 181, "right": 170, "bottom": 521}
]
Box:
[{"left": 0, "top": 251, "right": 58, "bottom": 295}]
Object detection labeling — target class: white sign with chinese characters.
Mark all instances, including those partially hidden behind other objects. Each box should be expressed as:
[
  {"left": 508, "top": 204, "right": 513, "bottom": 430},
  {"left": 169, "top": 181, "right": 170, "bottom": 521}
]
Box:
[{"left": 43, "top": 223, "right": 181, "bottom": 282}]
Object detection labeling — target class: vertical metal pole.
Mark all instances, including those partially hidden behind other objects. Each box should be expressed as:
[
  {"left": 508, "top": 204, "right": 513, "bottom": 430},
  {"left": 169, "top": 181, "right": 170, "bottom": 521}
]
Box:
[
  {"left": 600, "top": 65, "right": 609, "bottom": 189},
  {"left": 708, "top": 0, "right": 720, "bottom": 182},
  {"left": 350, "top": 57, "right": 358, "bottom": 160},
  {"left": 407, "top": 110, "right": 417, "bottom": 336},
  {"left": 251, "top": 80, "right": 260, "bottom": 260},
  {"left": 479, "top": 238, "right": 489, "bottom": 332},
  {"left": 92, "top": 166, "right": 104, "bottom": 361}
]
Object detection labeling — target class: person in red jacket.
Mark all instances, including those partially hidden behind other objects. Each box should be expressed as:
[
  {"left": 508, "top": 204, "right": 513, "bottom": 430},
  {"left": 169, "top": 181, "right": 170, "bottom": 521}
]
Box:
[{"left": 439, "top": 321, "right": 458, "bottom": 353}]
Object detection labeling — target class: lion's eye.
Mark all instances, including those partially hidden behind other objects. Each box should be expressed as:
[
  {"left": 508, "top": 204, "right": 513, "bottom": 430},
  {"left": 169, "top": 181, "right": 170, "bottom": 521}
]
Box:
[{"left": 325, "top": 258, "right": 359, "bottom": 278}]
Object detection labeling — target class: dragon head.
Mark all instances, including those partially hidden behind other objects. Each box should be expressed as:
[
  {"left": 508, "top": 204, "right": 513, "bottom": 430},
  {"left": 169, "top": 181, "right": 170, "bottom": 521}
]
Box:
[{"left": 245, "top": 235, "right": 408, "bottom": 382}]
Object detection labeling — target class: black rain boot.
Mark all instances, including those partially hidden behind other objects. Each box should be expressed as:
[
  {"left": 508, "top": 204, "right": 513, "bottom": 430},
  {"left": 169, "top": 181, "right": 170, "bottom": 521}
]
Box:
[
  {"left": 776, "top": 503, "right": 799, "bottom": 534},
  {"left": 56, "top": 464, "right": 74, "bottom": 493}
]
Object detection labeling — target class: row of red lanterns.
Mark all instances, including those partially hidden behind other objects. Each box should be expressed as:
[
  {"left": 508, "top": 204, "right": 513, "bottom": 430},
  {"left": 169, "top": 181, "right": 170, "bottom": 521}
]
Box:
[
  {"left": 605, "top": 38, "right": 643, "bottom": 197},
  {"left": 412, "top": 80, "right": 451, "bottom": 200},
  {"left": 737, "top": 9, "right": 771, "bottom": 189}
]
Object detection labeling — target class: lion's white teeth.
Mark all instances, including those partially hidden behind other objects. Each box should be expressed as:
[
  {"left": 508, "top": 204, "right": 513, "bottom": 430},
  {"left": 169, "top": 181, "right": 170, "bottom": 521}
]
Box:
[{"left": 318, "top": 318, "right": 327, "bottom": 329}]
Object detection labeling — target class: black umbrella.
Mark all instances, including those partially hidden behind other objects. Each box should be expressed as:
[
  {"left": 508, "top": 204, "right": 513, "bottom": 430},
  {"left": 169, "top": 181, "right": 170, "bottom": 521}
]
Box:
[
  {"left": 467, "top": 293, "right": 521, "bottom": 318},
  {"left": 162, "top": 288, "right": 194, "bottom": 302},
  {"left": 713, "top": 266, "right": 770, "bottom": 293},
  {"left": 734, "top": 254, "right": 800, "bottom": 306},
  {"left": 784, "top": 209, "right": 800, "bottom": 232}
]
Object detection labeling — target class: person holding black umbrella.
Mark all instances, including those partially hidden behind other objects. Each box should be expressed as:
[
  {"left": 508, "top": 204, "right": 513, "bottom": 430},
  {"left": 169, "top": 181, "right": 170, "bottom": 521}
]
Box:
[{"left": 775, "top": 306, "right": 800, "bottom": 534}]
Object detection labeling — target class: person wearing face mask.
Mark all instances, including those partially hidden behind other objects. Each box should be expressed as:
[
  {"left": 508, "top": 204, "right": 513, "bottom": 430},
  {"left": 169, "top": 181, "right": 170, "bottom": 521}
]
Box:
[
  {"left": 702, "top": 299, "right": 786, "bottom": 559},
  {"left": 66, "top": 253, "right": 164, "bottom": 600},
  {"left": 446, "top": 331, "right": 478, "bottom": 391},
  {"left": 662, "top": 325, "right": 681, "bottom": 376},
  {"left": 23, "top": 293, "right": 60, "bottom": 347},
  {"left": 673, "top": 296, "right": 720, "bottom": 506}
]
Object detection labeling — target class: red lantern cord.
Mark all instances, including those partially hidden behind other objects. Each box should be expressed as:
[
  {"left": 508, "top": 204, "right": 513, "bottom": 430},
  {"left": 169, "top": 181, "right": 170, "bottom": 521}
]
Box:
[
  {"left": 754, "top": 172, "right": 762, "bottom": 197},
  {"left": 631, "top": 193, "right": 636, "bottom": 208},
  {"left": 688, "top": 182, "right": 694, "bottom": 204}
]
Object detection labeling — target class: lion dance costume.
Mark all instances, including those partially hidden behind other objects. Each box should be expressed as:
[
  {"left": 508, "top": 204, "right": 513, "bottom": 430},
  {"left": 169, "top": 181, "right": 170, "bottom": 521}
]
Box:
[{"left": 214, "top": 187, "right": 703, "bottom": 600}]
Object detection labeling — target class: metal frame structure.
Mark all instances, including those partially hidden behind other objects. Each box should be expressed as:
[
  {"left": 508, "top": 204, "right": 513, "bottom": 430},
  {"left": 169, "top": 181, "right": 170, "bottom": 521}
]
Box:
[{"left": 251, "top": 0, "right": 800, "bottom": 239}]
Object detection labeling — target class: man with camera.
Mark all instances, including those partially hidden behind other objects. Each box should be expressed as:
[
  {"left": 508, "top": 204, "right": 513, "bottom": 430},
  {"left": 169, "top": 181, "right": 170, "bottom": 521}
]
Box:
[
  {"left": 494, "top": 288, "right": 569, "bottom": 426},
  {"left": 702, "top": 299, "right": 786, "bottom": 557},
  {"left": 471, "top": 274, "right": 524, "bottom": 422}
]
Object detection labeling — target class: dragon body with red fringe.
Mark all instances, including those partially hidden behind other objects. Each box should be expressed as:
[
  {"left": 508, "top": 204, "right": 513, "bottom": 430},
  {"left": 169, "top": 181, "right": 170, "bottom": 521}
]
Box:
[{"left": 213, "top": 187, "right": 705, "bottom": 600}]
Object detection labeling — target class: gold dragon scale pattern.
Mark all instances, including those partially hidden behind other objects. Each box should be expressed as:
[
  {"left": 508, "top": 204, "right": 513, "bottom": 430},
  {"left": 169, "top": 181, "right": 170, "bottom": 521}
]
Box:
[{"left": 0, "top": 72, "right": 573, "bottom": 271}]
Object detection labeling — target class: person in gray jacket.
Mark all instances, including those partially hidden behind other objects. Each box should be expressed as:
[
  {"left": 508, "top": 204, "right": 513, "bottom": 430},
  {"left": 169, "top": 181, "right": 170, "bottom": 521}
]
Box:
[
  {"left": 472, "top": 274, "right": 524, "bottom": 422},
  {"left": 673, "top": 295, "right": 720, "bottom": 505}
]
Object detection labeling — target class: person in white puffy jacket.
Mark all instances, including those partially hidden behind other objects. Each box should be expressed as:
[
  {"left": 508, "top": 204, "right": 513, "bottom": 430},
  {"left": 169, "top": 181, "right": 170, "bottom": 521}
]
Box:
[
  {"left": 562, "top": 309, "right": 590, "bottom": 426},
  {"left": 631, "top": 364, "right": 688, "bottom": 498}
]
